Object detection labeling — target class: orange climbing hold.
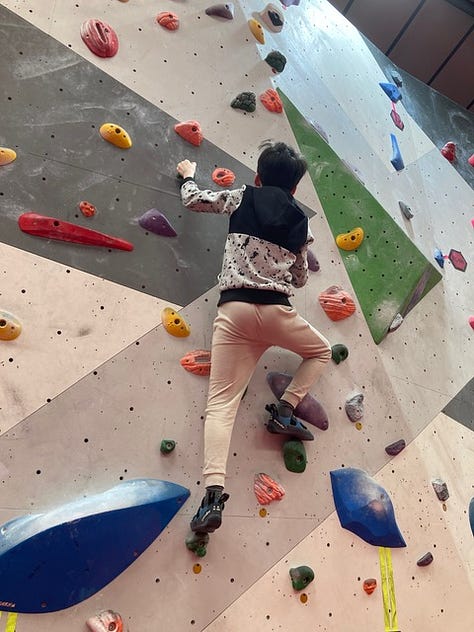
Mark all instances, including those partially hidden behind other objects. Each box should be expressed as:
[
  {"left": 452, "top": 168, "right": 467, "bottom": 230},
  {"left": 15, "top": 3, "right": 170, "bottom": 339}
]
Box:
[
  {"left": 86, "top": 609, "right": 123, "bottom": 632},
  {"left": 156, "top": 11, "right": 180, "bottom": 30},
  {"left": 0, "top": 310, "right": 22, "bottom": 341},
  {"left": 212, "top": 168, "right": 236, "bottom": 187},
  {"left": 319, "top": 285, "right": 356, "bottom": 321},
  {"left": 99, "top": 123, "right": 132, "bottom": 149},
  {"left": 248, "top": 18, "right": 265, "bottom": 44},
  {"left": 174, "top": 121, "right": 203, "bottom": 147},
  {"left": 259, "top": 89, "right": 283, "bottom": 113},
  {"left": 161, "top": 307, "right": 191, "bottom": 337},
  {"left": 0, "top": 147, "right": 16, "bottom": 166},
  {"left": 79, "top": 201, "right": 96, "bottom": 217},
  {"left": 363, "top": 578, "right": 377, "bottom": 595},
  {"left": 335, "top": 227, "right": 364, "bottom": 251},
  {"left": 254, "top": 473, "right": 285, "bottom": 505},
  {"left": 180, "top": 350, "right": 211, "bottom": 376}
]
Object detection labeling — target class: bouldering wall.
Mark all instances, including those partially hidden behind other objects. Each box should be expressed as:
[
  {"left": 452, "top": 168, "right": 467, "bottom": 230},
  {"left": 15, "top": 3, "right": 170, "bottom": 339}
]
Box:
[{"left": 0, "top": 1, "right": 473, "bottom": 631}]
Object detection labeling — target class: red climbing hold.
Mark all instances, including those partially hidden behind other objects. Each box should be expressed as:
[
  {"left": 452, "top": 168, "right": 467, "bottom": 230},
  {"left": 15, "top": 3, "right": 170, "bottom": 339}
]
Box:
[
  {"left": 156, "top": 11, "right": 180, "bottom": 30},
  {"left": 212, "top": 168, "right": 236, "bottom": 187},
  {"left": 18, "top": 213, "right": 133, "bottom": 251},
  {"left": 440, "top": 141, "right": 456, "bottom": 162},
  {"left": 174, "top": 121, "right": 203, "bottom": 146},
  {"left": 79, "top": 201, "right": 96, "bottom": 218},
  {"left": 80, "top": 19, "right": 119, "bottom": 58},
  {"left": 259, "top": 88, "right": 283, "bottom": 113}
]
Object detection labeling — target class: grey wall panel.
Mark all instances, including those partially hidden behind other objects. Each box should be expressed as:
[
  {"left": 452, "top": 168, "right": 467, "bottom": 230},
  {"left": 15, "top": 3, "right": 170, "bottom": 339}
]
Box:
[
  {"left": 329, "top": 0, "right": 350, "bottom": 13},
  {"left": 430, "top": 30, "right": 474, "bottom": 107},
  {"left": 389, "top": 0, "right": 474, "bottom": 81}
]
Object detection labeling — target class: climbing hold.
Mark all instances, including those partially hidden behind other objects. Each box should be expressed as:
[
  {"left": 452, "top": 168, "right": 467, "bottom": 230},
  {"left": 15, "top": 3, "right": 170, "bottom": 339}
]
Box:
[
  {"left": 254, "top": 473, "right": 285, "bottom": 505},
  {"left": 138, "top": 209, "right": 177, "bottom": 237},
  {"left": 205, "top": 4, "right": 234, "bottom": 19},
  {"left": 80, "top": 19, "right": 119, "bottom": 58},
  {"left": 335, "top": 227, "right": 364, "bottom": 251},
  {"left": 259, "top": 88, "right": 283, "bottom": 113},
  {"left": 212, "top": 168, "right": 236, "bottom": 187},
  {"left": 280, "top": 0, "right": 300, "bottom": 6},
  {"left": 231, "top": 92, "right": 256, "bottom": 112},
  {"left": 440, "top": 141, "right": 456, "bottom": 162},
  {"left": 363, "top": 578, "right": 377, "bottom": 595},
  {"left": 248, "top": 18, "right": 265, "bottom": 44},
  {"left": 432, "top": 479, "right": 449, "bottom": 502},
  {"left": 174, "top": 120, "right": 203, "bottom": 147},
  {"left": 385, "top": 439, "right": 406, "bottom": 456},
  {"left": 469, "top": 497, "right": 474, "bottom": 536},
  {"left": 289, "top": 566, "right": 314, "bottom": 591},
  {"left": 391, "top": 73, "right": 403, "bottom": 87},
  {"left": 448, "top": 249, "right": 467, "bottom": 272},
  {"left": 390, "top": 133, "right": 404, "bottom": 171},
  {"left": 307, "top": 249, "right": 320, "bottom": 272},
  {"left": 398, "top": 201, "right": 413, "bottom": 219},
  {"left": 390, "top": 102, "right": 404, "bottom": 131},
  {"left": 156, "top": 11, "right": 180, "bottom": 30},
  {"left": 283, "top": 440, "right": 307, "bottom": 473},
  {"left": 79, "top": 201, "right": 96, "bottom": 218},
  {"left": 331, "top": 343, "right": 348, "bottom": 364},
  {"left": 99, "top": 123, "right": 132, "bottom": 149},
  {"left": 267, "top": 372, "right": 329, "bottom": 430},
  {"left": 319, "top": 285, "right": 356, "bottom": 321},
  {"left": 469, "top": 316, "right": 474, "bottom": 329},
  {"left": 0, "top": 147, "right": 16, "bottom": 166},
  {"left": 180, "top": 349, "right": 212, "bottom": 376},
  {"left": 433, "top": 248, "right": 445, "bottom": 268},
  {"left": 18, "top": 212, "right": 134, "bottom": 251},
  {"left": 331, "top": 468, "right": 406, "bottom": 547},
  {"left": 469, "top": 154, "right": 474, "bottom": 167},
  {"left": 259, "top": 4, "right": 284, "bottom": 32},
  {"left": 185, "top": 531, "right": 209, "bottom": 557},
  {"left": 417, "top": 552, "right": 433, "bottom": 567},
  {"left": 86, "top": 610, "right": 123, "bottom": 632},
  {"left": 160, "top": 439, "right": 176, "bottom": 455},
  {"left": 388, "top": 312, "right": 404, "bottom": 333},
  {"left": 345, "top": 393, "right": 364, "bottom": 422},
  {"left": 161, "top": 307, "right": 191, "bottom": 338},
  {"left": 379, "top": 82, "right": 402, "bottom": 102},
  {"left": 265, "top": 50, "right": 287, "bottom": 74},
  {"left": 0, "top": 310, "right": 22, "bottom": 341}
]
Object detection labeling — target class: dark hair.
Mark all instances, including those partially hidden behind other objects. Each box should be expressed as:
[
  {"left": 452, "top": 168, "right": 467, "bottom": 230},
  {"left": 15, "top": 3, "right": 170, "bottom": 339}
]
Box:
[{"left": 257, "top": 140, "right": 307, "bottom": 190}]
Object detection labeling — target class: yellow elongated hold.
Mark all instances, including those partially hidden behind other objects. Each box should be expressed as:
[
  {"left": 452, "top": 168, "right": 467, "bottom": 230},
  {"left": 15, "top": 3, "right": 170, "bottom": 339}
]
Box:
[
  {"left": 336, "top": 226, "right": 364, "bottom": 251},
  {"left": 0, "top": 310, "right": 22, "bottom": 341},
  {"left": 248, "top": 18, "right": 265, "bottom": 44},
  {"left": 0, "top": 147, "right": 17, "bottom": 166},
  {"left": 161, "top": 307, "right": 191, "bottom": 338},
  {"left": 99, "top": 123, "right": 132, "bottom": 149}
]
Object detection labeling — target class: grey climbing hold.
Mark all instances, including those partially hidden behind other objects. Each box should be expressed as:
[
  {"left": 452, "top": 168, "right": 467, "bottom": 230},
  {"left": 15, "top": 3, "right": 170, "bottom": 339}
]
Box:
[
  {"left": 391, "top": 73, "right": 403, "bottom": 87},
  {"left": 417, "top": 552, "right": 433, "bottom": 567},
  {"left": 289, "top": 565, "right": 314, "bottom": 590},
  {"left": 399, "top": 201, "right": 414, "bottom": 219},
  {"left": 283, "top": 440, "right": 307, "bottom": 473},
  {"left": 231, "top": 92, "right": 256, "bottom": 112},
  {"left": 388, "top": 313, "right": 404, "bottom": 332},
  {"left": 264, "top": 50, "right": 287, "bottom": 73},
  {"left": 205, "top": 3, "right": 234, "bottom": 19},
  {"left": 345, "top": 393, "right": 364, "bottom": 422},
  {"left": 331, "top": 343, "right": 349, "bottom": 364},
  {"left": 432, "top": 479, "right": 449, "bottom": 502},
  {"left": 385, "top": 439, "right": 406, "bottom": 456}
]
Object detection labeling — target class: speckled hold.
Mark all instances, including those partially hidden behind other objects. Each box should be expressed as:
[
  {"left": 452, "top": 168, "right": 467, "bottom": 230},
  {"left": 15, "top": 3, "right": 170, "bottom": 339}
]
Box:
[
  {"left": 86, "top": 609, "right": 123, "bottom": 632},
  {"left": 417, "top": 552, "right": 433, "bottom": 567},
  {"left": 307, "top": 249, "right": 320, "bottom": 272},
  {"left": 0, "top": 310, "right": 22, "bottom": 341},
  {"left": 289, "top": 565, "right": 314, "bottom": 591},
  {"left": 138, "top": 209, "right": 177, "bottom": 237},
  {"left": 231, "top": 91, "right": 256, "bottom": 113},
  {"left": 205, "top": 3, "right": 234, "bottom": 19},
  {"left": 265, "top": 50, "right": 287, "bottom": 74},
  {"left": 283, "top": 440, "right": 307, "bottom": 473},
  {"left": 259, "top": 3, "right": 284, "bottom": 33},
  {"left": 432, "top": 479, "right": 449, "bottom": 502},
  {"left": 331, "top": 343, "right": 348, "bottom": 364},
  {"left": 385, "top": 439, "right": 406, "bottom": 456},
  {"left": 345, "top": 393, "right": 364, "bottom": 422}
]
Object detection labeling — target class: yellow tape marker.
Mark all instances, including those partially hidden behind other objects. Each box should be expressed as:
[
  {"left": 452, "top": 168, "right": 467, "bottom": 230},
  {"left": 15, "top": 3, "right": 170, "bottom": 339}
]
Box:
[
  {"left": 5, "top": 613, "right": 17, "bottom": 632},
  {"left": 379, "top": 547, "right": 400, "bottom": 632}
]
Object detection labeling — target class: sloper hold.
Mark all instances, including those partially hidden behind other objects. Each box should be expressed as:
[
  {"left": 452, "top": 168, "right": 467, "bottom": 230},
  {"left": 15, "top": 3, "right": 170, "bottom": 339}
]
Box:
[
  {"left": 99, "top": 123, "right": 132, "bottom": 149},
  {"left": 0, "top": 310, "right": 22, "bottom": 341},
  {"left": 205, "top": 3, "right": 234, "bottom": 19},
  {"left": 180, "top": 349, "right": 211, "bottom": 376},
  {"left": 254, "top": 473, "right": 285, "bottom": 505},
  {"left": 0, "top": 479, "right": 189, "bottom": 613},
  {"left": 260, "top": 88, "right": 283, "bottom": 113},
  {"left": 417, "top": 552, "right": 433, "bottom": 567},
  {"left": 86, "top": 610, "right": 123, "bottom": 632},
  {"left": 231, "top": 92, "right": 256, "bottom": 113},
  {"left": 174, "top": 120, "right": 203, "bottom": 146},
  {"left": 156, "top": 11, "right": 180, "bottom": 30},
  {"left": 259, "top": 4, "right": 285, "bottom": 32},
  {"left": 80, "top": 19, "right": 119, "bottom": 58},
  {"left": 432, "top": 479, "right": 449, "bottom": 501},
  {"left": 138, "top": 209, "right": 177, "bottom": 237},
  {"left": 248, "top": 18, "right": 265, "bottom": 44},
  {"left": 265, "top": 50, "right": 287, "bottom": 73},
  {"left": 18, "top": 212, "right": 134, "bottom": 251},
  {"left": 267, "top": 372, "right": 329, "bottom": 430},
  {"left": 390, "top": 133, "right": 404, "bottom": 171},
  {"left": 330, "top": 468, "right": 406, "bottom": 547},
  {"left": 161, "top": 307, "right": 191, "bottom": 337},
  {"left": 0, "top": 147, "right": 17, "bottom": 166}
]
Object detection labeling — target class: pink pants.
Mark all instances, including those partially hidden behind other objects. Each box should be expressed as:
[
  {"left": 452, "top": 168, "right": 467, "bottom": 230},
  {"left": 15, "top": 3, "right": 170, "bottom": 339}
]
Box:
[{"left": 203, "top": 302, "right": 332, "bottom": 487}]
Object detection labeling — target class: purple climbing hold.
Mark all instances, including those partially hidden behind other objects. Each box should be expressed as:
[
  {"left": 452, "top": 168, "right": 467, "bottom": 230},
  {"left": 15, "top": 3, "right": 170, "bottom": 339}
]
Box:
[
  {"left": 280, "top": 0, "right": 300, "bottom": 6},
  {"left": 266, "top": 372, "right": 329, "bottom": 430},
  {"left": 138, "top": 209, "right": 177, "bottom": 237},
  {"left": 307, "top": 249, "right": 320, "bottom": 272},
  {"left": 385, "top": 439, "right": 406, "bottom": 456},
  {"left": 205, "top": 3, "right": 234, "bottom": 19}
]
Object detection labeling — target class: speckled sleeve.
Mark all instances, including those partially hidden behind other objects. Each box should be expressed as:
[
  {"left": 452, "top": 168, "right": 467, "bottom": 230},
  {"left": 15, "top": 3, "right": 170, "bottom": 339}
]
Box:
[
  {"left": 180, "top": 179, "right": 245, "bottom": 215},
  {"left": 289, "top": 227, "right": 314, "bottom": 288}
]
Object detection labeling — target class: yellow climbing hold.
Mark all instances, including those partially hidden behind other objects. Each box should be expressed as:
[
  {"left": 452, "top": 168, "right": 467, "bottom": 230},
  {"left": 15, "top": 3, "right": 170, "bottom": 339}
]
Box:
[
  {"left": 193, "top": 563, "right": 202, "bottom": 574},
  {"left": 300, "top": 593, "right": 308, "bottom": 604},
  {"left": 248, "top": 18, "right": 265, "bottom": 44},
  {"left": 99, "top": 123, "right": 132, "bottom": 149},
  {"left": 161, "top": 307, "right": 191, "bottom": 338},
  {"left": 259, "top": 507, "right": 267, "bottom": 518},
  {"left": 0, "top": 147, "right": 17, "bottom": 166},
  {"left": 0, "top": 310, "right": 22, "bottom": 341},
  {"left": 336, "top": 227, "right": 364, "bottom": 251}
]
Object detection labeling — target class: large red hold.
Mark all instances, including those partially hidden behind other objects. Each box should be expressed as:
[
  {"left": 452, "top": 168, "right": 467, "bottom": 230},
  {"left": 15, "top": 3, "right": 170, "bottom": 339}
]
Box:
[
  {"left": 80, "top": 19, "right": 119, "bottom": 58},
  {"left": 174, "top": 121, "right": 203, "bottom": 146}
]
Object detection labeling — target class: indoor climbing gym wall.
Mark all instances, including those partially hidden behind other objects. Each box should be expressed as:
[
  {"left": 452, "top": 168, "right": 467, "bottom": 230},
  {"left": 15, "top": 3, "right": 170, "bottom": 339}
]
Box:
[{"left": 0, "top": 1, "right": 473, "bottom": 631}]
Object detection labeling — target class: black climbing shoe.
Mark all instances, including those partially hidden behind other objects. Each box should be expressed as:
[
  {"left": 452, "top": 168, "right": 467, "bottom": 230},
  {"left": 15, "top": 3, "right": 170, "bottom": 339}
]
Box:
[
  {"left": 190, "top": 489, "right": 230, "bottom": 533},
  {"left": 265, "top": 403, "right": 314, "bottom": 441}
]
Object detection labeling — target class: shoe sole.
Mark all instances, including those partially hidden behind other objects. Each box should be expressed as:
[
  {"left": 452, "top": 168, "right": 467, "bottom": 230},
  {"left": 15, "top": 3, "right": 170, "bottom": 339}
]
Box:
[{"left": 266, "top": 418, "right": 314, "bottom": 441}]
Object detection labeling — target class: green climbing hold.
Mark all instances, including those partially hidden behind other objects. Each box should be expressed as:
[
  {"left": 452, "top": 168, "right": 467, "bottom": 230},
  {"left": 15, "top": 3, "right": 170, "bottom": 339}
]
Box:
[
  {"left": 289, "top": 565, "right": 314, "bottom": 590},
  {"left": 185, "top": 531, "right": 209, "bottom": 557},
  {"left": 283, "top": 440, "right": 307, "bottom": 473},
  {"left": 331, "top": 343, "right": 349, "bottom": 364},
  {"left": 160, "top": 439, "right": 176, "bottom": 455}
]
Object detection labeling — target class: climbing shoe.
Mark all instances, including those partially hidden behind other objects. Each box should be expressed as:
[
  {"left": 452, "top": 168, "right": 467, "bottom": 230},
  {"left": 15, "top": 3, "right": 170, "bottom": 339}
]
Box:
[
  {"left": 265, "top": 403, "right": 314, "bottom": 441},
  {"left": 190, "top": 487, "right": 230, "bottom": 533}
]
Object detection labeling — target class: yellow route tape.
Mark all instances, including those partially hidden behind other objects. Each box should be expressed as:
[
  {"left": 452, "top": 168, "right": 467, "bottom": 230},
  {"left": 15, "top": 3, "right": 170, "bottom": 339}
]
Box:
[
  {"left": 0, "top": 612, "right": 18, "bottom": 632},
  {"left": 379, "top": 546, "right": 400, "bottom": 632}
]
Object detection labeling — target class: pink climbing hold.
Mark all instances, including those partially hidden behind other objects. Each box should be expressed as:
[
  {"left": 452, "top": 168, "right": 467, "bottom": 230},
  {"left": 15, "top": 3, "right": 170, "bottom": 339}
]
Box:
[
  {"left": 468, "top": 316, "right": 474, "bottom": 329},
  {"left": 254, "top": 473, "right": 285, "bottom": 505},
  {"left": 80, "top": 19, "right": 119, "bottom": 58},
  {"left": 440, "top": 141, "right": 456, "bottom": 162},
  {"left": 469, "top": 154, "right": 474, "bottom": 167}
]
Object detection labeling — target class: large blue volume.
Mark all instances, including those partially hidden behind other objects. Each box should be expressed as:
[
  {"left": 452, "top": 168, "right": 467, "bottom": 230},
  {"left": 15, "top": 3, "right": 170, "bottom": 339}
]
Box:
[{"left": 0, "top": 479, "right": 190, "bottom": 613}]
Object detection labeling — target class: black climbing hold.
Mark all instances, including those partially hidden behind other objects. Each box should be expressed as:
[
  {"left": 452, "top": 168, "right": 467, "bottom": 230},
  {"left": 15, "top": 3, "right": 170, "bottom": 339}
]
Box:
[
  {"left": 264, "top": 50, "right": 287, "bottom": 74},
  {"left": 231, "top": 92, "right": 256, "bottom": 113},
  {"left": 385, "top": 439, "right": 406, "bottom": 456},
  {"left": 417, "top": 552, "right": 433, "bottom": 567}
]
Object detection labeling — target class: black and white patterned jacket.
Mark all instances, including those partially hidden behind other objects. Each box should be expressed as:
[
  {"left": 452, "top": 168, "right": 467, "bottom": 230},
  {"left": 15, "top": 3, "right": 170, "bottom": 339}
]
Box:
[{"left": 180, "top": 178, "right": 313, "bottom": 306}]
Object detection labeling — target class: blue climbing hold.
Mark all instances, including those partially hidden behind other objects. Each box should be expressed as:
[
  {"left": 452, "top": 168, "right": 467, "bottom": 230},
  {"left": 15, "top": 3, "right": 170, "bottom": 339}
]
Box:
[
  {"left": 434, "top": 248, "right": 445, "bottom": 268},
  {"left": 330, "top": 468, "right": 406, "bottom": 548},
  {"left": 390, "top": 134, "right": 404, "bottom": 171},
  {"left": 379, "top": 82, "right": 402, "bottom": 102}
]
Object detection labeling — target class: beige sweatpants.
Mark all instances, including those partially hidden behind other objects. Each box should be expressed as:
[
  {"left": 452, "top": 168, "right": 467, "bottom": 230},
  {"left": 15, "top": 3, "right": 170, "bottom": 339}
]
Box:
[{"left": 203, "top": 301, "right": 332, "bottom": 487}]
